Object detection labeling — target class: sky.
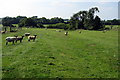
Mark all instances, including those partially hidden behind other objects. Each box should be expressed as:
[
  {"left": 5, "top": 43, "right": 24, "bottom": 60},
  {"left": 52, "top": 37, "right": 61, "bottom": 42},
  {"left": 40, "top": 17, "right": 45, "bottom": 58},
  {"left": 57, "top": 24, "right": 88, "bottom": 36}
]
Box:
[{"left": 0, "top": 0, "right": 119, "bottom": 20}]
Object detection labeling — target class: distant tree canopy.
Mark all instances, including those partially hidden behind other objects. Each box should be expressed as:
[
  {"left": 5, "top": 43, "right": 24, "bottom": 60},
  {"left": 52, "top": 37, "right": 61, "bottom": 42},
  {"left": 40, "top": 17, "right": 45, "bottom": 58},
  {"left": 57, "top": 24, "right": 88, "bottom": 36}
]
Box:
[
  {"left": 70, "top": 7, "right": 104, "bottom": 30},
  {"left": 104, "top": 19, "right": 120, "bottom": 25},
  {"left": 18, "top": 18, "right": 37, "bottom": 27},
  {"left": 47, "top": 23, "right": 70, "bottom": 30},
  {"left": 1, "top": 10, "right": 120, "bottom": 31},
  {"left": 2, "top": 17, "right": 12, "bottom": 26}
]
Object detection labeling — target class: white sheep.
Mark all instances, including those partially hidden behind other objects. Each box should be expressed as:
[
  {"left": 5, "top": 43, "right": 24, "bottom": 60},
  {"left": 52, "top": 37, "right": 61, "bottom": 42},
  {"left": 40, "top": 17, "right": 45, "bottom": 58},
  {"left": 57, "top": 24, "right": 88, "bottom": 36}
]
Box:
[
  {"left": 6, "top": 37, "right": 17, "bottom": 45},
  {"left": 65, "top": 31, "right": 68, "bottom": 36},
  {"left": 103, "top": 30, "right": 106, "bottom": 33},
  {"left": 1, "top": 31, "right": 6, "bottom": 34},
  {"left": 28, "top": 35, "right": 37, "bottom": 41},
  {"left": 56, "top": 30, "right": 61, "bottom": 32},
  {"left": 25, "top": 33, "right": 30, "bottom": 36}
]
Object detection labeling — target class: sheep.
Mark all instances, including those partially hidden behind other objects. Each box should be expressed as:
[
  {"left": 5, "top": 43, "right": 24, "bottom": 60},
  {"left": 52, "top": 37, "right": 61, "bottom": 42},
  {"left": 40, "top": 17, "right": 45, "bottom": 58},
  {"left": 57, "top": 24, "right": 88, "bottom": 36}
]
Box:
[
  {"left": 28, "top": 35, "right": 37, "bottom": 41},
  {"left": 14, "top": 35, "right": 24, "bottom": 43},
  {"left": 56, "top": 30, "right": 61, "bottom": 32},
  {"left": 1, "top": 31, "right": 6, "bottom": 34},
  {"left": 65, "top": 31, "right": 68, "bottom": 36},
  {"left": 6, "top": 37, "right": 17, "bottom": 45},
  {"left": 103, "top": 30, "right": 106, "bottom": 33},
  {"left": 25, "top": 33, "right": 30, "bottom": 36}
]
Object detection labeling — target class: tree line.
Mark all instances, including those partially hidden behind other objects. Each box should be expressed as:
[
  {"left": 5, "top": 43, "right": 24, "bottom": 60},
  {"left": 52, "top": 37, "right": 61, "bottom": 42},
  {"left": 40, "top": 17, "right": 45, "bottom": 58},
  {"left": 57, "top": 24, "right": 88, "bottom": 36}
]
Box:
[
  {"left": 103, "top": 19, "right": 120, "bottom": 25},
  {"left": 1, "top": 7, "right": 120, "bottom": 31}
]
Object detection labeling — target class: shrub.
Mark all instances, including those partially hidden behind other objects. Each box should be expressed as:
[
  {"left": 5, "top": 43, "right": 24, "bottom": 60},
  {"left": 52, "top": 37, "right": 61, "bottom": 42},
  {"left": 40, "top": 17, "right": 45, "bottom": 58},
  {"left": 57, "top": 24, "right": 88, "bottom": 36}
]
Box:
[
  {"left": 47, "top": 23, "right": 69, "bottom": 30},
  {"left": 37, "top": 23, "right": 45, "bottom": 28}
]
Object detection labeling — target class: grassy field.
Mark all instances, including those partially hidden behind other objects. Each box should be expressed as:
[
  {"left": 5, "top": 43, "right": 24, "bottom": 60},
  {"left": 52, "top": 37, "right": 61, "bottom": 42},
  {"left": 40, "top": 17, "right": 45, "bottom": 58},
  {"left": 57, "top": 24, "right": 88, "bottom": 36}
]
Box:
[{"left": 2, "top": 25, "right": 119, "bottom": 78}]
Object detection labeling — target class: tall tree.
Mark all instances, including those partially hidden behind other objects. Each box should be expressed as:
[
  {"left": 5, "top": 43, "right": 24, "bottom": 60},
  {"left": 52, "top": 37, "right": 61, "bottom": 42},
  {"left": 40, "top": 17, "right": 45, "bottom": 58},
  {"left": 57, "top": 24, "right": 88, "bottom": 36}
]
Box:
[
  {"left": 70, "top": 7, "right": 103, "bottom": 30},
  {"left": 2, "top": 17, "right": 12, "bottom": 31},
  {"left": 93, "top": 16, "right": 103, "bottom": 30}
]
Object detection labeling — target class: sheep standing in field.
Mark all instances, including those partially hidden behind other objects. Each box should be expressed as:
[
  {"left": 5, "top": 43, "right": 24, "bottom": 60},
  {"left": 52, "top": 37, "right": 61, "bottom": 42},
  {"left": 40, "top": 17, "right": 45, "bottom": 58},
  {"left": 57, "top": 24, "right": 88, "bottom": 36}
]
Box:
[
  {"left": 28, "top": 35, "right": 37, "bottom": 41},
  {"left": 65, "top": 31, "right": 68, "bottom": 36},
  {"left": 25, "top": 33, "right": 30, "bottom": 36},
  {"left": 15, "top": 35, "right": 24, "bottom": 43},
  {"left": 56, "top": 30, "right": 61, "bottom": 32},
  {"left": 6, "top": 37, "right": 17, "bottom": 45},
  {"left": 103, "top": 30, "right": 106, "bottom": 33},
  {"left": 1, "top": 31, "right": 6, "bottom": 34}
]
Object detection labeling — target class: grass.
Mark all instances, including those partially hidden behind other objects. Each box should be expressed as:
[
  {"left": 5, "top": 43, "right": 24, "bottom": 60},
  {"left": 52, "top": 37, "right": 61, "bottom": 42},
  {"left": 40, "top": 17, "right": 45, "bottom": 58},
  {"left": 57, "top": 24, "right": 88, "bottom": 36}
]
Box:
[{"left": 2, "top": 25, "right": 119, "bottom": 78}]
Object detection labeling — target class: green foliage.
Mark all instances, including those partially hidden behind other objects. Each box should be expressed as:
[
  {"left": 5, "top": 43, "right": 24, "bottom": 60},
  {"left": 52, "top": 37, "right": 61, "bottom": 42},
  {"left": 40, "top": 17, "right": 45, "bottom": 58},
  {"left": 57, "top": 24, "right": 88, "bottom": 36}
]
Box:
[
  {"left": 103, "top": 19, "right": 120, "bottom": 25},
  {"left": 47, "top": 23, "right": 69, "bottom": 30},
  {"left": 2, "top": 17, "right": 12, "bottom": 26},
  {"left": 18, "top": 18, "right": 26, "bottom": 27},
  {"left": 93, "top": 16, "right": 104, "bottom": 30},
  {"left": 50, "top": 17, "right": 64, "bottom": 24},
  {"left": 70, "top": 7, "right": 104, "bottom": 30},
  {"left": 18, "top": 18, "right": 37, "bottom": 27},
  {"left": 37, "top": 23, "right": 45, "bottom": 28}
]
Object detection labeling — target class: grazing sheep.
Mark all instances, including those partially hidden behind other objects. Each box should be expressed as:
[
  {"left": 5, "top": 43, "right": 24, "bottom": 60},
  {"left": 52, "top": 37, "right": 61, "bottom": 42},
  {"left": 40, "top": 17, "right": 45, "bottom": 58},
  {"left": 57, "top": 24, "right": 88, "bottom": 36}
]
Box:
[
  {"left": 28, "top": 35, "right": 37, "bottom": 41},
  {"left": 103, "top": 30, "right": 106, "bottom": 33},
  {"left": 1, "top": 31, "right": 6, "bottom": 34},
  {"left": 65, "top": 31, "right": 68, "bottom": 36},
  {"left": 56, "top": 30, "right": 61, "bottom": 32},
  {"left": 15, "top": 35, "right": 24, "bottom": 43},
  {"left": 25, "top": 33, "right": 30, "bottom": 36},
  {"left": 6, "top": 37, "right": 17, "bottom": 45}
]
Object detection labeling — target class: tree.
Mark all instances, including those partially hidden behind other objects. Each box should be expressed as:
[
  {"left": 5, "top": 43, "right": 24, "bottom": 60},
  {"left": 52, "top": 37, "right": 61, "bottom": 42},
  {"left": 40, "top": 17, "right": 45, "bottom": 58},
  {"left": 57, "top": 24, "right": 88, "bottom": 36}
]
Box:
[
  {"left": 2, "top": 17, "right": 12, "bottom": 26},
  {"left": 50, "top": 17, "right": 64, "bottom": 24},
  {"left": 88, "top": 7, "right": 99, "bottom": 20},
  {"left": 70, "top": 7, "right": 103, "bottom": 30},
  {"left": 84, "top": 7, "right": 99, "bottom": 30},
  {"left": 18, "top": 18, "right": 26, "bottom": 28},
  {"left": 2, "top": 17, "right": 12, "bottom": 31},
  {"left": 37, "top": 23, "right": 44, "bottom": 28},
  {"left": 38, "top": 17, "right": 50, "bottom": 24},
  {"left": 93, "top": 16, "right": 103, "bottom": 30},
  {"left": 18, "top": 18, "right": 37, "bottom": 28},
  {"left": 70, "top": 17, "right": 77, "bottom": 30}
]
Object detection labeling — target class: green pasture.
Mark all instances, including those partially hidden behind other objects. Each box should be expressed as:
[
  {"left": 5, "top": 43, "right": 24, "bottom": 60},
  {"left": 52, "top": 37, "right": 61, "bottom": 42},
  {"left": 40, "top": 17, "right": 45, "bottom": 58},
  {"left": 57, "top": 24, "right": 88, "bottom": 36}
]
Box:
[{"left": 1, "top": 25, "right": 119, "bottom": 78}]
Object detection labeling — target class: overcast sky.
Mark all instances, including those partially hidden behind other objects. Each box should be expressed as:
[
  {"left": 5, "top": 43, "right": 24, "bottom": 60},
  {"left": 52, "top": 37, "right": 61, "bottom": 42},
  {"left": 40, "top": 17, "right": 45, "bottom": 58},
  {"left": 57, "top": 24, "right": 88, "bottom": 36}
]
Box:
[{"left": 0, "top": 0, "right": 119, "bottom": 20}]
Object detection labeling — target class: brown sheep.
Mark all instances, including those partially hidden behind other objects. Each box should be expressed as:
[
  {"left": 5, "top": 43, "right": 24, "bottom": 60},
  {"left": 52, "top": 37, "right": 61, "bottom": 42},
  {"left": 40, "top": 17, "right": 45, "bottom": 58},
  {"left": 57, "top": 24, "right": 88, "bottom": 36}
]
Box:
[
  {"left": 28, "top": 35, "right": 37, "bottom": 41},
  {"left": 1, "top": 31, "right": 6, "bottom": 34},
  {"left": 15, "top": 35, "right": 24, "bottom": 43}
]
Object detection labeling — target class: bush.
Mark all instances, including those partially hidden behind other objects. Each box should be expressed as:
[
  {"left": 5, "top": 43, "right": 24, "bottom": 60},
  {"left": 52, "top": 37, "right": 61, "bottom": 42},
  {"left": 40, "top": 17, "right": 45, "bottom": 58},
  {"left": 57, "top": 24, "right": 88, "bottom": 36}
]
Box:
[
  {"left": 37, "top": 23, "right": 45, "bottom": 28},
  {"left": 47, "top": 23, "right": 69, "bottom": 30}
]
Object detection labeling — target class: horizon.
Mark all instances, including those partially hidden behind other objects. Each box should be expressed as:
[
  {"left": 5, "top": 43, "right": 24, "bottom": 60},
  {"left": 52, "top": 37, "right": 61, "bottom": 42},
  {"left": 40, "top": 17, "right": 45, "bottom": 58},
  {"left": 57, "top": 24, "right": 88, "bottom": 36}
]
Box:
[{"left": 0, "top": 0, "right": 119, "bottom": 20}]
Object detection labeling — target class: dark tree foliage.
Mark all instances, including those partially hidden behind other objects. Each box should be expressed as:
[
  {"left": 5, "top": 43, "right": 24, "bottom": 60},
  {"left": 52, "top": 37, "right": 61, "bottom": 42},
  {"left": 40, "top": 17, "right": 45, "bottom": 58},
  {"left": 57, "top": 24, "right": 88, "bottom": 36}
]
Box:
[
  {"left": 47, "top": 23, "right": 70, "bottom": 30},
  {"left": 22, "top": 18, "right": 37, "bottom": 27},
  {"left": 93, "top": 16, "right": 103, "bottom": 30},
  {"left": 70, "top": 7, "right": 104, "bottom": 30},
  {"left": 1, "top": 14, "right": 119, "bottom": 30},
  {"left": 102, "top": 19, "right": 120, "bottom": 25},
  {"left": 37, "top": 23, "right": 45, "bottom": 28},
  {"left": 2, "top": 17, "right": 12, "bottom": 26},
  {"left": 50, "top": 17, "right": 64, "bottom": 24}
]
